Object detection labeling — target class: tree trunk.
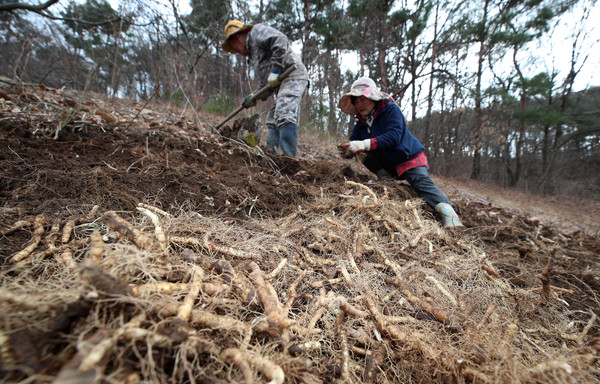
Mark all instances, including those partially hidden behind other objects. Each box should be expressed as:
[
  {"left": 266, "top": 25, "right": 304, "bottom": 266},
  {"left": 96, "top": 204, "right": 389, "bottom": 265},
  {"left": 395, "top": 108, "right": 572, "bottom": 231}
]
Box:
[
  {"left": 424, "top": 1, "right": 440, "bottom": 152},
  {"left": 470, "top": 0, "right": 490, "bottom": 180}
]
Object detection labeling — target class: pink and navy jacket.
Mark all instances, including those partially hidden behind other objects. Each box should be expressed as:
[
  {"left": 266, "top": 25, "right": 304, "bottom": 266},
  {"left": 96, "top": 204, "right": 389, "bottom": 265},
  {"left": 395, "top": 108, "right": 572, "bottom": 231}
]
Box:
[{"left": 349, "top": 101, "right": 426, "bottom": 174}]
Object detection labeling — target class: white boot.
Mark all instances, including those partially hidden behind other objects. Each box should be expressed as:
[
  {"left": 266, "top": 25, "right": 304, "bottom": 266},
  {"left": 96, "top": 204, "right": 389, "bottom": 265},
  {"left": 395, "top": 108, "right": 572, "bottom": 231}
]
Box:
[{"left": 435, "top": 203, "right": 464, "bottom": 228}]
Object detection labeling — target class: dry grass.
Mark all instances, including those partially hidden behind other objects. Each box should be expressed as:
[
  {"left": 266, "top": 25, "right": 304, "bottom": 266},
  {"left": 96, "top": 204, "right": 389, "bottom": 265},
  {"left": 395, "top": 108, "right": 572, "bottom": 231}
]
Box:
[
  {"left": 1, "top": 180, "right": 598, "bottom": 383},
  {"left": 434, "top": 175, "right": 600, "bottom": 236}
]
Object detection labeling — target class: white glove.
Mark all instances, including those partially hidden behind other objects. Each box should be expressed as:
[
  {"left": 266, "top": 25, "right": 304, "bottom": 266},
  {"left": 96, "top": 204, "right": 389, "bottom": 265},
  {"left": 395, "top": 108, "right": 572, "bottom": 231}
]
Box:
[
  {"left": 267, "top": 70, "right": 281, "bottom": 88},
  {"left": 347, "top": 139, "right": 371, "bottom": 155}
]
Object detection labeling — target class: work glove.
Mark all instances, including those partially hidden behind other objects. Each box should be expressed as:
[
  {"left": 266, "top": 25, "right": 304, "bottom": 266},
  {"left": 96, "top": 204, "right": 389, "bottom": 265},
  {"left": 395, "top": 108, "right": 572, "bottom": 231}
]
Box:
[
  {"left": 242, "top": 94, "right": 257, "bottom": 109},
  {"left": 345, "top": 139, "right": 371, "bottom": 156},
  {"left": 267, "top": 70, "right": 281, "bottom": 88}
]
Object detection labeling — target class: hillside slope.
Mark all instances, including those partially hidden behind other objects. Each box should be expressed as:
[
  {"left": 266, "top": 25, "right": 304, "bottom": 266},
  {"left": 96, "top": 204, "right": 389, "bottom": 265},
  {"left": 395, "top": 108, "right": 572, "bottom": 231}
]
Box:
[{"left": 1, "top": 83, "right": 599, "bottom": 383}]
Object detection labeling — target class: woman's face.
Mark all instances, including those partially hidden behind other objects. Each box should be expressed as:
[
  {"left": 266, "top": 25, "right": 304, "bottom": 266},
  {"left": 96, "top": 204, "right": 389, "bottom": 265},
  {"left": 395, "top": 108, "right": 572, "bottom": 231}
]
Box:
[{"left": 353, "top": 96, "right": 376, "bottom": 116}]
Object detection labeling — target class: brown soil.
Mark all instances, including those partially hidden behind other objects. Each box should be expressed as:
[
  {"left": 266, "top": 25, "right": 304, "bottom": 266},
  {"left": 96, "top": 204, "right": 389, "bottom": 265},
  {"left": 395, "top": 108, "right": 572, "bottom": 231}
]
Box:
[{"left": 0, "top": 83, "right": 599, "bottom": 383}]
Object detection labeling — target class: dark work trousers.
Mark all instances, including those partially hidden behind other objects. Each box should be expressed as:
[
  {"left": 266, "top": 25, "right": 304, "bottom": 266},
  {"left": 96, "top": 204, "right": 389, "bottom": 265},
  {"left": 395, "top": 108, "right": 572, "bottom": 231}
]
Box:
[{"left": 362, "top": 151, "right": 451, "bottom": 209}]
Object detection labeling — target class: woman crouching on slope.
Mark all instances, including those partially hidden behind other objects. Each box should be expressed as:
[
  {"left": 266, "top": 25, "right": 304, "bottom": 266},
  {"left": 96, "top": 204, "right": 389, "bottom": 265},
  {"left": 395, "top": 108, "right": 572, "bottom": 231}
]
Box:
[{"left": 338, "top": 77, "right": 463, "bottom": 228}]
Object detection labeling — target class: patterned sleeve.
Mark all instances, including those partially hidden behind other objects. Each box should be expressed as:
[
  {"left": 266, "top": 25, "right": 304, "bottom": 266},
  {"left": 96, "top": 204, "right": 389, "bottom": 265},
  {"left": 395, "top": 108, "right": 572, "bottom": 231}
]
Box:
[{"left": 253, "top": 25, "right": 289, "bottom": 73}]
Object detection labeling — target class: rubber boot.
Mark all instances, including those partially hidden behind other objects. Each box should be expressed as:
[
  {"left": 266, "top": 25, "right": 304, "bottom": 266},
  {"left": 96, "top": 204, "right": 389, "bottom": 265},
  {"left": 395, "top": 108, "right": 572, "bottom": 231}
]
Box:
[
  {"left": 435, "top": 203, "right": 464, "bottom": 228},
  {"left": 266, "top": 126, "right": 280, "bottom": 154},
  {"left": 279, "top": 123, "right": 298, "bottom": 157}
]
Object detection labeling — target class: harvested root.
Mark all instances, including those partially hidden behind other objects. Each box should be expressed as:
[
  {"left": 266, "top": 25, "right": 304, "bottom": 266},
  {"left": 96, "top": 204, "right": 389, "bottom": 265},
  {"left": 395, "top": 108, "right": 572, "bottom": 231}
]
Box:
[
  {"left": 13, "top": 238, "right": 88, "bottom": 269},
  {"left": 321, "top": 294, "right": 368, "bottom": 318},
  {"left": 337, "top": 312, "right": 350, "bottom": 383},
  {"left": 61, "top": 219, "right": 76, "bottom": 243},
  {"left": 0, "top": 289, "right": 53, "bottom": 313},
  {"left": 267, "top": 257, "right": 288, "bottom": 280},
  {"left": 43, "top": 218, "right": 61, "bottom": 250},
  {"left": 249, "top": 262, "right": 295, "bottom": 334},
  {"left": 11, "top": 214, "right": 47, "bottom": 263},
  {"left": 130, "top": 281, "right": 227, "bottom": 297},
  {"left": 100, "top": 211, "right": 151, "bottom": 250},
  {"left": 364, "top": 345, "right": 385, "bottom": 383},
  {"left": 78, "top": 258, "right": 132, "bottom": 296},
  {"left": 285, "top": 269, "right": 307, "bottom": 310},
  {"left": 130, "top": 282, "right": 187, "bottom": 295},
  {"left": 79, "top": 315, "right": 144, "bottom": 371},
  {"left": 250, "top": 353, "right": 285, "bottom": 384},
  {"left": 88, "top": 230, "right": 104, "bottom": 261},
  {"left": 222, "top": 348, "right": 254, "bottom": 383},
  {"left": 177, "top": 266, "right": 204, "bottom": 322},
  {"left": 385, "top": 276, "right": 464, "bottom": 329},
  {"left": 346, "top": 180, "right": 378, "bottom": 204},
  {"left": 360, "top": 287, "right": 441, "bottom": 363},
  {"left": 170, "top": 234, "right": 260, "bottom": 259},
  {"left": 481, "top": 263, "right": 499, "bottom": 277},
  {"left": 425, "top": 275, "right": 458, "bottom": 306},
  {"left": 137, "top": 206, "right": 168, "bottom": 253},
  {"left": 288, "top": 340, "right": 321, "bottom": 355},
  {"left": 211, "top": 259, "right": 257, "bottom": 307},
  {"left": 1, "top": 219, "right": 31, "bottom": 236},
  {"left": 138, "top": 202, "right": 172, "bottom": 218},
  {"left": 189, "top": 310, "right": 252, "bottom": 344},
  {"left": 577, "top": 312, "right": 597, "bottom": 345},
  {"left": 476, "top": 304, "right": 497, "bottom": 330},
  {"left": 57, "top": 248, "right": 78, "bottom": 270},
  {"left": 310, "top": 277, "right": 344, "bottom": 289}
]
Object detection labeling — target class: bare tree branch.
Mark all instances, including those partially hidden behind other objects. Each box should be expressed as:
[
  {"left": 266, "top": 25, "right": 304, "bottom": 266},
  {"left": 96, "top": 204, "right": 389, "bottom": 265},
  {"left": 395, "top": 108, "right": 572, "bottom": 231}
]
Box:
[{"left": 0, "top": 0, "right": 60, "bottom": 13}]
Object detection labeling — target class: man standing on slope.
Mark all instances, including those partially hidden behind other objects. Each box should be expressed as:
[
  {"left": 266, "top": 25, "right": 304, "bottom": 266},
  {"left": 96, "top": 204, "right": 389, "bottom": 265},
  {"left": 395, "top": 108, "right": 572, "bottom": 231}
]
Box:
[{"left": 222, "top": 20, "right": 309, "bottom": 157}]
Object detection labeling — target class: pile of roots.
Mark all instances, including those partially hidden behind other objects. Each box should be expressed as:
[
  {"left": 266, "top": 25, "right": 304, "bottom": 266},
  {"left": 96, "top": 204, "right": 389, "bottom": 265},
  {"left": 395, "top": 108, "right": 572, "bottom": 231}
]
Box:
[{"left": 1, "top": 179, "right": 598, "bottom": 383}]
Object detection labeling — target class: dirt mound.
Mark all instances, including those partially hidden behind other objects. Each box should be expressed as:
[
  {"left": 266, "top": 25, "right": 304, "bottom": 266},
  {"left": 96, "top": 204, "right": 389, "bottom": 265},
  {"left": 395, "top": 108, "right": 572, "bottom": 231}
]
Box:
[{"left": 0, "top": 83, "right": 599, "bottom": 383}]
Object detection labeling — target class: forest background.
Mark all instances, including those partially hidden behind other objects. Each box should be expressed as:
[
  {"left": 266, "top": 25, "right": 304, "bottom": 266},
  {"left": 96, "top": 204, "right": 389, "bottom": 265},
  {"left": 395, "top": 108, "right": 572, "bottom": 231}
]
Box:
[{"left": 1, "top": 0, "right": 599, "bottom": 201}]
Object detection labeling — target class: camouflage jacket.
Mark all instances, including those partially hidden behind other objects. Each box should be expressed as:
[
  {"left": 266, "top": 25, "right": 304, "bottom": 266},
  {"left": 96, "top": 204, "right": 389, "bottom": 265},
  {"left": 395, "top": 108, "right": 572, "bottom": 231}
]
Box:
[{"left": 246, "top": 23, "right": 309, "bottom": 88}]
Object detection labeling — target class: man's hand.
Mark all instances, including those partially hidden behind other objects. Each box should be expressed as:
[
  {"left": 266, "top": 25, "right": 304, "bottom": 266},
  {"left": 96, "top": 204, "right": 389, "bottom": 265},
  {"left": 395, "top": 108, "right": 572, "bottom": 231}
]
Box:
[
  {"left": 267, "top": 70, "right": 281, "bottom": 88},
  {"left": 346, "top": 139, "right": 371, "bottom": 156},
  {"left": 242, "top": 94, "right": 257, "bottom": 108}
]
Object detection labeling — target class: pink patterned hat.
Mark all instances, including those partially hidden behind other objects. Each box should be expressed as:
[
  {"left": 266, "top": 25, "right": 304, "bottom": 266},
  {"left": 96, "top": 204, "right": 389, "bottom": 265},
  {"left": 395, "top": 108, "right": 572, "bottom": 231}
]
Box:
[{"left": 338, "top": 77, "right": 391, "bottom": 115}]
